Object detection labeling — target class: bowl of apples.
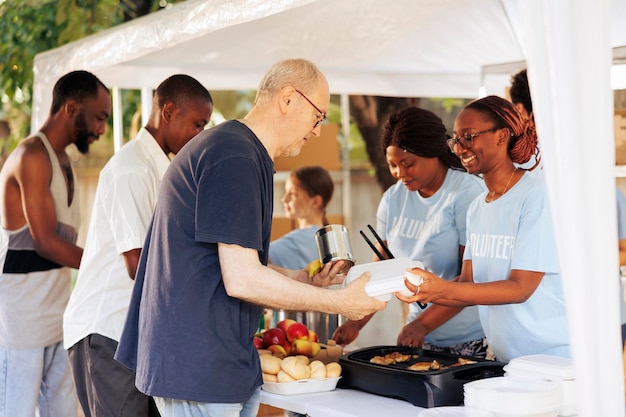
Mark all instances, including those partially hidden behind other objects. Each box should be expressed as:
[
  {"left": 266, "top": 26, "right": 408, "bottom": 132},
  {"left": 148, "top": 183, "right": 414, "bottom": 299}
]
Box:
[
  {"left": 255, "top": 319, "right": 343, "bottom": 395},
  {"left": 254, "top": 319, "right": 342, "bottom": 363}
]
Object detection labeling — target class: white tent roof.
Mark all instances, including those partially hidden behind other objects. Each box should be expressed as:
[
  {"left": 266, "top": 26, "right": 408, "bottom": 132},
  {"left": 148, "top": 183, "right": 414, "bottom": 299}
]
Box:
[
  {"left": 32, "top": 0, "right": 528, "bottom": 127},
  {"left": 34, "top": 0, "right": 523, "bottom": 93},
  {"left": 31, "top": 0, "right": 626, "bottom": 124},
  {"left": 31, "top": 1, "right": 626, "bottom": 415}
]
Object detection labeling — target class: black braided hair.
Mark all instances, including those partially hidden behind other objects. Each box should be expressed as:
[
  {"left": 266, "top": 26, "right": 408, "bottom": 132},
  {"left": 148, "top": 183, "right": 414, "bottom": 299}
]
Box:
[{"left": 380, "top": 107, "right": 464, "bottom": 170}]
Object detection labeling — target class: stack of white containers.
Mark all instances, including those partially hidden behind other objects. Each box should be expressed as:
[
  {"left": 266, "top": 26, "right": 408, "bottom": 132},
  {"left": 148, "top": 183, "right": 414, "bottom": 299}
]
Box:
[
  {"left": 504, "top": 355, "right": 577, "bottom": 416},
  {"left": 463, "top": 354, "right": 577, "bottom": 417},
  {"left": 464, "top": 377, "right": 561, "bottom": 417}
]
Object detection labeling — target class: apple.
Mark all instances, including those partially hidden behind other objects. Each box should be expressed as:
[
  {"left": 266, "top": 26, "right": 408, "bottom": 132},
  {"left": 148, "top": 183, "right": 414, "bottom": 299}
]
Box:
[
  {"left": 253, "top": 337, "right": 264, "bottom": 349},
  {"left": 308, "top": 329, "right": 319, "bottom": 343},
  {"left": 310, "top": 341, "right": 321, "bottom": 357},
  {"left": 267, "top": 344, "right": 287, "bottom": 357},
  {"left": 262, "top": 327, "right": 286, "bottom": 348},
  {"left": 291, "top": 339, "right": 313, "bottom": 357},
  {"left": 282, "top": 339, "right": 292, "bottom": 353},
  {"left": 276, "top": 318, "right": 296, "bottom": 334},
  {"left": 286, "top": 322, "right": 309, "bottom": 342}
]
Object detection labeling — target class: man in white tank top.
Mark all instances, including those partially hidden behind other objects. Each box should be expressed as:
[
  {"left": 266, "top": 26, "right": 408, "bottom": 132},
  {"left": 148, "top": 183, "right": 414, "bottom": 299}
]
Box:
[{"left": 0, "top": 70, "right": 111, "bottom": 417}]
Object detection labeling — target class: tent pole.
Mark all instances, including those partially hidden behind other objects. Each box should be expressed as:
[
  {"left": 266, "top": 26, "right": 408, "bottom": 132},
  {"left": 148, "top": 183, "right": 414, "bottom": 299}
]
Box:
[
  {"left": 339, "top": 94, "right": 351, "bottom": 232},
  {"left": 112, "top": 87, "right": 123, "bottom": 153},
  {"left": 141, "top": 87, "right": 152, "bottom": 127}
]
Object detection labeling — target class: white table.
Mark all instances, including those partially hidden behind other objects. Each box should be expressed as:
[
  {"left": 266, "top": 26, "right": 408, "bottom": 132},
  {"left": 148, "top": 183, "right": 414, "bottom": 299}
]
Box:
[{"left": 260, "top": 388, "right": 426, "bottom": 417}]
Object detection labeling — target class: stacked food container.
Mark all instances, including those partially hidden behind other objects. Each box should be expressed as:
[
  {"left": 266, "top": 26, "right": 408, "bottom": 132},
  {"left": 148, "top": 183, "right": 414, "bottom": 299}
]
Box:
[
  {"left": 503, "top": 355, "right": 577, "bottom": 416},
  {"left": 463, "top": 354, "right": 577, "bottom": 417},
  {"left": 464, "top": 377, "right": 561, "bottom": 417}
]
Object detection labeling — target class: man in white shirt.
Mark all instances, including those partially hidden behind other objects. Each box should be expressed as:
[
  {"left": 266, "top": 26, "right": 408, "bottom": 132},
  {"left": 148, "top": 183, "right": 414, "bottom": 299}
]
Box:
[{"left": 63, "top": 74, "right": 213, "bottom": 417}]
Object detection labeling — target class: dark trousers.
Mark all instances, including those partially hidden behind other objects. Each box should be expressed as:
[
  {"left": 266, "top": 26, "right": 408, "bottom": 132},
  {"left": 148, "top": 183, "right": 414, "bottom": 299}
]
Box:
[{"left": 68, "top": 333, "right": 160, "bottom": 417}]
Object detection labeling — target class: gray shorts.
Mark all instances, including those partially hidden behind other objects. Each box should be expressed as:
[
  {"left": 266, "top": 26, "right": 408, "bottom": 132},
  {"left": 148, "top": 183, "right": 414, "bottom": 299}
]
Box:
[{"left": 68, "top": 333, "right": 160, "bottom": 417}]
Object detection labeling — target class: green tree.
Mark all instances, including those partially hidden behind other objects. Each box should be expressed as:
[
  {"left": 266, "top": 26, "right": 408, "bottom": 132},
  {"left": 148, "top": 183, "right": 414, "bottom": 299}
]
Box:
[
  {"left": 0, "top": 0, "right": 466, "bottom": 192},
  {"left": 0, "top": 0, "right": 177, "bottom": 162},
  {"left": 1, "top": 0, "right": 60, "bottom": 157}
]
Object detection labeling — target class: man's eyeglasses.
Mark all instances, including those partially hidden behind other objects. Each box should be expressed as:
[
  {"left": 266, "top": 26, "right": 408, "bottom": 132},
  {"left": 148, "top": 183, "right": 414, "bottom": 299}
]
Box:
[
  {"left": 295, "top": 88, "right": 326, "bottom": 129},
  {"left": 447, "top": 127, "right": 499, "bottom": 151}
]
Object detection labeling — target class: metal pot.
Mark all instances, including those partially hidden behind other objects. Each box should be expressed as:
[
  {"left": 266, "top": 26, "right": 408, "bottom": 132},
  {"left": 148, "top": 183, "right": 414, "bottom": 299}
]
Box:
[{"left": 315, "top": 224, "right": 355, "bottom": 274}]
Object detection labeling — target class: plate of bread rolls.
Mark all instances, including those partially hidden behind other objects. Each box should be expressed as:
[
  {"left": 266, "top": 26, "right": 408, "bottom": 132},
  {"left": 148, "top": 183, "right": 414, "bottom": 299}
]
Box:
[{"left": 260, "top": 354, "right": 342, "bottom": 395}]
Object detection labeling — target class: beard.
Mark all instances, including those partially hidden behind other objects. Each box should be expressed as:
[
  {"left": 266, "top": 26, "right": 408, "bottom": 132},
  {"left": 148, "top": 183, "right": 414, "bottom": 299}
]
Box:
[{"left": 74, "top": 110, "right": 91, "bottom": 155}]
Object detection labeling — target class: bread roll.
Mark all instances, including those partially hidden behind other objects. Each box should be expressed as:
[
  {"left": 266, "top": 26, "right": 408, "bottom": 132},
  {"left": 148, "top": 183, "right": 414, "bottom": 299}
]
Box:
[
  {"left": 309, "top": 360, "right": 327, "bottom": 379},
  {"left": 325, "top": 362, "right": 342, "bottom": 378},
  {"left": 277, "top": 370, "right": 296, "bottom": 383},
  {"left": 260, "top": 353, "right": 282, "bottom": 375},
  {"left": 281, "top": 355, "right": 311, "bottom": 380},
  {"left": 294, "top": 355, "right": 310, "bottom": 365},
  {"left": 262, "top": 372, "right": 278, "bottom": 383}
]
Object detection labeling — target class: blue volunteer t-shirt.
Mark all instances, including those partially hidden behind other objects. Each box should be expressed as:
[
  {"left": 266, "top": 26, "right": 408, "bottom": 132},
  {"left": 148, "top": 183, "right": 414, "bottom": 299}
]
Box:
[
  {"left": 377, "top": 168, "right": 485, "bottom": 346},
  {"left": 464, "top": 169, "right": 570, "bottom": 362},
  {"left": 115, "top": 120, "right": 272, "bottom": 403}
]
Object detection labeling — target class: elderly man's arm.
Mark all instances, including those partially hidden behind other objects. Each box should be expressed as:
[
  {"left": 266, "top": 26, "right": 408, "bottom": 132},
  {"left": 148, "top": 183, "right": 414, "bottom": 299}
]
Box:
[{"left": 219, "top": 243, "right": 386, "bottom": 320}]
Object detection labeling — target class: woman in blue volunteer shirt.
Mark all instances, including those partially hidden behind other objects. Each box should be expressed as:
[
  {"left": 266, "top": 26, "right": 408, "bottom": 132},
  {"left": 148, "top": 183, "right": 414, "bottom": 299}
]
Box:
[
  {"left": 333, "top": 107, "right": 487, "bottom": 357},
  {"left": 399, "top": 96, "right": 570, "bottom": 362}
]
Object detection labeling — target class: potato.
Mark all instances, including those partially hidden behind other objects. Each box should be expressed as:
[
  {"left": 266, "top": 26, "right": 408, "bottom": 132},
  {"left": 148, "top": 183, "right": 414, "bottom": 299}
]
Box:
[
  {"left": 294, "top": 355, "right": 310, "bottom": 365},
  {"left": 277, "top": 370, "right": 296, "bottom": 383},
  {"left": 309, "top": 360, "right": 327, "bottom": 379},
  {"left": 260, "top": 353, "right": 282, "bottom": 375},
  {"left": 325, "top": 362, "right": 342, "bottom": 378},
  {"left": 262, "top": 372, "right": 278, "bottom": 383},
  {"left": 281, "top": 355, "right": 311, "bottom": 380}
]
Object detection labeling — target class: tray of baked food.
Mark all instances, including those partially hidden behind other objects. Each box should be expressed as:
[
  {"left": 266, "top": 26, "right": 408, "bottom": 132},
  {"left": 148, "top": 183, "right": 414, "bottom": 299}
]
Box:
[{"left": 338, "top": 345, "right": 506, "bottom": 408}]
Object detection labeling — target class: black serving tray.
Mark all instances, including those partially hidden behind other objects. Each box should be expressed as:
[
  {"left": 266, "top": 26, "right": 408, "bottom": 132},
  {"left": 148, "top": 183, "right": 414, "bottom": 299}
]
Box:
[{"left": 338, "top": 345, "right": 506, "bottom": 408}]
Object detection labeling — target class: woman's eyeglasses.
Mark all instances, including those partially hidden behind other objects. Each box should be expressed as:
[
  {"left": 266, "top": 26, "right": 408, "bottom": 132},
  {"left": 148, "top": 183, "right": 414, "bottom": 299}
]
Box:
[
  {"left": 295, "top": 88, "right": 326, "bottom": 129},
  {"left": 447, "top": 127, "right": 499, "bottom": 151}
]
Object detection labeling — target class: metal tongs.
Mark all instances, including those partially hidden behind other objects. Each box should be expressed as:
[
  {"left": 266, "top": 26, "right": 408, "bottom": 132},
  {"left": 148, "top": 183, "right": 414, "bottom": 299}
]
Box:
[{"left": 359, "top": 224, "right": 427, "bottom": 309}]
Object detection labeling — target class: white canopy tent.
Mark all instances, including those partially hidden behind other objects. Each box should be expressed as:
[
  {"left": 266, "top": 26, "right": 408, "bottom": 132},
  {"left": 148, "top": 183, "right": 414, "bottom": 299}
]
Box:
[
  {"left": 31, "top": 0, "right": 527, "bottom": 126},
  {"left": 32, "top": 0, "right": 626, "bottom": 415}
]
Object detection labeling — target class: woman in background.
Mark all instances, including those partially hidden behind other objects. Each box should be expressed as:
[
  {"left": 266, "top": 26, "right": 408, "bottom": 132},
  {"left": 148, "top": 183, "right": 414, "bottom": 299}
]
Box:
[
  {"left": 269, "top": 166, "right": 334, "bottom": 269},
  {"left": 509, "top": 69, "right": 534, "bottom": 123},
  {"left": 332, "top": 107, "right": 487, "bottom": 357}
]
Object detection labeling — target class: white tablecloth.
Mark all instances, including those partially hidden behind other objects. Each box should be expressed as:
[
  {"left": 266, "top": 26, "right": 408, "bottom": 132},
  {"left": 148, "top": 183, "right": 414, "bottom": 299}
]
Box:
[{"left": 260, "top": 388, "right": 426, "bottom": 417}]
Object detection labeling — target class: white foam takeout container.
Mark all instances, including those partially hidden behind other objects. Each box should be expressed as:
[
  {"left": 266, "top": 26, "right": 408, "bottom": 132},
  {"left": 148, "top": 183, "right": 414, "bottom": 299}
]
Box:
[
  {"left": 344, "top": 258, "right": 424, "bottom": 301},
  {"left": 262, "top": 377, "right": 341, "bottom": 395},
  {"left": 464, "top": 376, "right": 561, "bottom": 417},
  {"left": 504, "top": 354, "right": 577, "bottom": 416}
]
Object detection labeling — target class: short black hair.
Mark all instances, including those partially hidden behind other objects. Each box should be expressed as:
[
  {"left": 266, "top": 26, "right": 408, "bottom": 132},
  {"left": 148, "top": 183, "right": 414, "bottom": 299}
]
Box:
[
  {"left": 509, "top": 69, "right": 532, "bottom": 115},
  {"left": 50, "top": 70, "right": 108, "bottom": 115},
  {"left": 155, "top": 74, "right": 213, "bottom": 109}
]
